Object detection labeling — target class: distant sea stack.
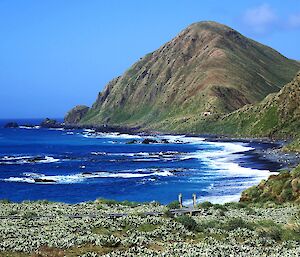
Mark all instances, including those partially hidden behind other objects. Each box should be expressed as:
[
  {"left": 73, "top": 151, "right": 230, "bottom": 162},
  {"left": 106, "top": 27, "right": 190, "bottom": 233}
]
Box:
[{"left": 65, "top": 21, "right": 300, "bottom": 132}]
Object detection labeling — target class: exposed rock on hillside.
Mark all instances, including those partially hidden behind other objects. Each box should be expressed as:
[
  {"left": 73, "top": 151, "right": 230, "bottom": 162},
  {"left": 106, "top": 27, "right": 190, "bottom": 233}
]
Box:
[{"left": 64, "top": 105, "right": 89, "bottom": 124}]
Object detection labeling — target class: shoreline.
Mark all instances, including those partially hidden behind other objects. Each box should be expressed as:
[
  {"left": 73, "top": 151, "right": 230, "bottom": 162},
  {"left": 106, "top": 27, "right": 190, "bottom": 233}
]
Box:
[
  {"left": 4, "top": 119, "right": 300, "bottom": 172},
  {"left": 2, "top": 122, "right": 300, "bottom": 205},
  {"left": 203, "top": 137, "right": 300, "bottom": 172}
]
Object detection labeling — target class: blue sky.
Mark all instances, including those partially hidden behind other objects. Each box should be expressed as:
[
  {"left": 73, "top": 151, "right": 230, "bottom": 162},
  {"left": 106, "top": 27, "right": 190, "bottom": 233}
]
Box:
[{"left": 0, "top": 0, "right": 299, "bottom": 118}]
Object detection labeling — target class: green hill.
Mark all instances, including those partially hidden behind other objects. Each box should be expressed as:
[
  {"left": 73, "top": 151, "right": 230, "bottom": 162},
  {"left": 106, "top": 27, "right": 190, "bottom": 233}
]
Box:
[
  {"left": 200, "top": 71, "right": 300, "bottom": 138},
  {"left": 65, "top": 21, "right": 300, "bottom": 131}
]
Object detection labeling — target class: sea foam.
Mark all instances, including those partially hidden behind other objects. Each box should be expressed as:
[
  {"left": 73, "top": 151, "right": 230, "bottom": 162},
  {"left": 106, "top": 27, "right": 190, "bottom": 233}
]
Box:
[{"left": 2, "top": 168, "right": 174, "bottom": 184}]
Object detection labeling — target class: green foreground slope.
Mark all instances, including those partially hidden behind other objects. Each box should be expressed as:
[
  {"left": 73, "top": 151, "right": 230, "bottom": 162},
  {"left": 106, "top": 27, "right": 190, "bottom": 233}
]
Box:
[
  {"left": 241, "top": 165, "right": 300, "bottom": 203},
  {"left": 1, "top": 200, "right": 300, "bottom": 256}
]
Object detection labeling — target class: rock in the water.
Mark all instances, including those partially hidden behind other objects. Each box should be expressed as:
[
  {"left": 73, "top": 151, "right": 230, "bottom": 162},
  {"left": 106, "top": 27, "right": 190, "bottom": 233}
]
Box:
[
  {"left": 27, "top": 156, "right": 45, "bottom": 163},
  {"left": 34, "top": 178, "right": 56, "bottom": 183},
  {"left": 126, "top": 139, "right": 138, "bottom": 144},
  {"left": 22, "top": 124, "right": 35, "bottom": 128},
  {"left": 82, "top": 172, "right": 93, "bottom": 176},
  {"left": 142, "top": 138, "right": 158, "bottom": 144},
  {"left": 4, "top": 122, "right": 19, "bottom": 128},
  {"left": 64, "top": 105, "right": 89, "bottom": 124},
  {"left": 40, "top": 118, "right": 61, "bottom": 128}
]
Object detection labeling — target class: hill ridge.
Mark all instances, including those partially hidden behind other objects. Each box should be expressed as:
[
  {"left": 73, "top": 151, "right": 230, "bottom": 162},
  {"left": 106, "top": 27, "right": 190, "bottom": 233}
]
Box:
[{"left": 65, "top": 21, "right": 300, "bottom": 131}]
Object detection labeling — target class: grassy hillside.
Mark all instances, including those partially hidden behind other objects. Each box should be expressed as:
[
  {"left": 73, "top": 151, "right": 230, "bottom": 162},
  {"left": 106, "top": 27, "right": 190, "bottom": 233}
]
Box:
[
  {"left": 65, "top": 21, "right": 300, "bottom": 131},
  {"left": 193, "top": 71, "right": 300, "bottom": 138},
  {"left": 283, "top": 138, "right": 300, "bottom": 152},
  {"left": 241, "top": 165, "right": 300, "bottom": 203}
]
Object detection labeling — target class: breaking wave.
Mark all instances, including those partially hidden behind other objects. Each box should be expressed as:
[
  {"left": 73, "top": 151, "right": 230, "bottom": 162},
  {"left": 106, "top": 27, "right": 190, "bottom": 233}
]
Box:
[
  {"left": 2, "top": 169, "right": 174, "bottom": 184},
  {"left": 0, "top": 155, "right": 60, "bottom": 165}
]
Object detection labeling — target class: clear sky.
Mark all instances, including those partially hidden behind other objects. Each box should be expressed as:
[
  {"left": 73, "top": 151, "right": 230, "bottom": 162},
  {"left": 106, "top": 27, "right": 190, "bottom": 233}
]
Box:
[{"left": 0, "top": 0, "right": 299, "bottom": 118}]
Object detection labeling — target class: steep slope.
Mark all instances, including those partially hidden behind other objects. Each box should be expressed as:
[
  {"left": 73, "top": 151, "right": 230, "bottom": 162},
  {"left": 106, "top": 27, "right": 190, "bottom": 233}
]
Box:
[
  {"left": 66, "top": 21, "right": 300, "bottom": 130},
  {"left": 240, "top": 165, "right": 300, "bottom": 203},
  {"left": 65, "top": 105, "right": 89, "bottom": 124},
  {"left": 202, "top": 72, "right": 300, "bottom": 138}
]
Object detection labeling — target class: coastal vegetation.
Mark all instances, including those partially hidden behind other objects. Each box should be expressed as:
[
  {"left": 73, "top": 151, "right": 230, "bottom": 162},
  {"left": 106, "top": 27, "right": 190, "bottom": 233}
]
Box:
[
  {"left": 241, "top": 165, "right": 300, "bottom": 203},
  {"left": 1, "top": 199, "right": 300, "bottom": 256}
]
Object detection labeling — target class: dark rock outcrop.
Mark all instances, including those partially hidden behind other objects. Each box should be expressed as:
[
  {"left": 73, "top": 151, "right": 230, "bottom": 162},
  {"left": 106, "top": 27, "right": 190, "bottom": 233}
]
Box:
[
  {"left": 40, "top": 118, "right": 62, "bottom": 128},
  {"left": 34, "top": 178, "right": 56, "bottom": 183},
  {"left": 4, "top": 122, "right": 19, "bottom": 128},
  {"left": 64, "top": 105, "right": 89, "bottom": 124},
  {"left": 142, "top": 138, "right": 158, "bottom": 144}
]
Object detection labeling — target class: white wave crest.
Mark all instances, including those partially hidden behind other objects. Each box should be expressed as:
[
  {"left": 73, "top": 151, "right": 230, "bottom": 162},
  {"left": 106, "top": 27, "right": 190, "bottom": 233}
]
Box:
[
  {"left": 83, "top": 132, "right": 141, "bottom": 139},
  {"left": 2, "top": 169, "right": 174, "bottom": 184},
  {"left": 0, "top": 155, "right": 60, "bottom": 165},
  {"left": 19, "top": 126, "right": 40, "bottom": 129}
]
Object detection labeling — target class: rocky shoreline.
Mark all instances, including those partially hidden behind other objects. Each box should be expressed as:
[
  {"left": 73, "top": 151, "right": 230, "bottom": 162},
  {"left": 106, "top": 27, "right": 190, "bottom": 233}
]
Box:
[{"left": 4, "top": 119, "right": 300, "bottom": 172}]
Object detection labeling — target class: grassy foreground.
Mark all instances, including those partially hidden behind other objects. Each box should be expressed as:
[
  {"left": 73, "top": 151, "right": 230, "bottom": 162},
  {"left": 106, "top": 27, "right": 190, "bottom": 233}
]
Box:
[
  {"left": 241, "top": 165, "right": 300, "bottom": 203},
  {"left": 1, "top": 199, "right": 300, "bottom": 256}
]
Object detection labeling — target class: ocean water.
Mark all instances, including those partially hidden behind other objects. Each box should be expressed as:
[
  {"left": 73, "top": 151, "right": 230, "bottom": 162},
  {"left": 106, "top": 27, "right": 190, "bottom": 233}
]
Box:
[{"left": 0, "top": 119, "right": 278, "bottom": 205}]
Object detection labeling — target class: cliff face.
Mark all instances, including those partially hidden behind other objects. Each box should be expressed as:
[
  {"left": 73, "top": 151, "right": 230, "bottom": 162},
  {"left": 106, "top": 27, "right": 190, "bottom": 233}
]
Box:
[
  {"left": 66, "top": 21, "right": 300, "bottom": 131},
  {"left": 64, "top": 105, "right": 89, "bottom": 124},
  {"left": 204, "top": 72, "right": 300, "bottom": 138}
]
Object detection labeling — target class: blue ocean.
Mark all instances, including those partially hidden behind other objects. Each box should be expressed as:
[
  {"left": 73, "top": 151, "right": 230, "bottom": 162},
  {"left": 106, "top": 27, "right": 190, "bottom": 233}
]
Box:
[{"left": 0, "top": 119, "right": 278, "bottom": 205}]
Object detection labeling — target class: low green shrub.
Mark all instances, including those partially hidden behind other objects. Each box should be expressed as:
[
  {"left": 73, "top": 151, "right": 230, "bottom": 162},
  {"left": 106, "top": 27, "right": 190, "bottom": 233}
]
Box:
[
  {"left": 96, "top": 198, "right": 139, "bottom": 207},
  {"left": 163, "top": 209, "right": 174, "bottom": 218},
  {"left": 23, "top": 211, "right": 38, "bottom": 219},
  {"left": 213, "top": 204, "right": 228, "bottom": 211},
  {"left": 176, "top": 215, "right": 198, "bottom": 231},
  {"left": 167, "top": 200, "right": 180, "bottom": 209},
  {"left": 223, "top": 218, "right": 253, "bottom": 231},
  {"left": 198, "top": 201, "right": 213, "bottom": 209},
  {"left": 0, "top": 199, "right": 11, "bottom": 204},
  {"left": 197, "top": 220, "right": 221, "bottom": 232},
  {"left": 36, "top": 200, "right": 52, "bottom": 205},
  {"left": 138, "top": 224, "right": 158, "bottom": 232},
  {"left": 280, "top": 188, "right": 294, "bottom": 201},
  {"left": 224, "top": 202, "right": 248, "bottom": 209},
  {"left": 8, "top": 210, "right": 18, "bottom": 215},
  {"left": 97, "top": 198, "right": 118, "bottom": 206}
]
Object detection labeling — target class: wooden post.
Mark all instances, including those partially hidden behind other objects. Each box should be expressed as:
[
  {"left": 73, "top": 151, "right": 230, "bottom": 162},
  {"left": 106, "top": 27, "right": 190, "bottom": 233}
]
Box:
[
  {"left": 178, "top": 193, "right": 183, "bottom": 209},
  {"left": 193, "top": 193, "right": 197, "bottom": 209}
]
